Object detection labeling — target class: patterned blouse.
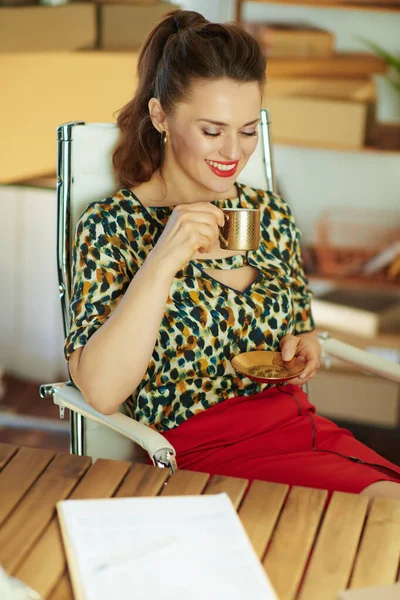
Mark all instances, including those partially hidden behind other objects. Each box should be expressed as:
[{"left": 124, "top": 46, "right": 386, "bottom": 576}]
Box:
[{"left": 65, "top": 183, "right": 314, "bottom": 432}]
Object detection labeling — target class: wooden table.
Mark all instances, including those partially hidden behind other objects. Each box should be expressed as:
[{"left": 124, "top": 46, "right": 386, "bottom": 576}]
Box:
[{"left": 0, "top": 443, "right": 399, "bottom": 600}]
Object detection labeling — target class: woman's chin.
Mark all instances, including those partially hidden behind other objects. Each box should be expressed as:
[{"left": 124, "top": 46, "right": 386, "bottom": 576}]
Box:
[{"left": 202, "top": 177, "right": 237, "bottom": 195}]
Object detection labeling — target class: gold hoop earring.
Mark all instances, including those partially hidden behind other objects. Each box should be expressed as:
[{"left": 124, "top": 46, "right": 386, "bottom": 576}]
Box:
[{"left": 162, "top": 131, "right": 168, "bottom": 144}]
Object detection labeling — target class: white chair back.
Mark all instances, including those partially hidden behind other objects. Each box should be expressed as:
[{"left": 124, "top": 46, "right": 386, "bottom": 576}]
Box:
[{"left": 57, "top": 110, "right": 275, "bottom": 457}]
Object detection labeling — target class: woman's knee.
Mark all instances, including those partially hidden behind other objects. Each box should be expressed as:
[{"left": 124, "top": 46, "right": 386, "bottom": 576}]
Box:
[{"left": 360, "top": 480, "right": 400, "bottom": 500}]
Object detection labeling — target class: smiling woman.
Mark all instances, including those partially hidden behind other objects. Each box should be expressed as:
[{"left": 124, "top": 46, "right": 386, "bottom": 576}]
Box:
[{"left": 65, "top": 9, "right": 400, "bottom": 501}]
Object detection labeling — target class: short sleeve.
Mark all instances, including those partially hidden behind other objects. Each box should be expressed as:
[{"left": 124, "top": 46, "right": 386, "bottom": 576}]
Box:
[
  {"left": 244, "top": 185, "right": 315, "bottom": 335},
  {"left": 289, "top": 219, "right": 315, "bottom": 334},
  {"left": 64, "top": 200, "right": 136, "bottom": 360}
]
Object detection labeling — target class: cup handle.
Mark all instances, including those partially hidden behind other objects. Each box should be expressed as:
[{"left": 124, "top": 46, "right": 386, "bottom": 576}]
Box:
[
  {"left": 218, "top": 213, "right": 230, "bottom": 249},
  {"left": 218, "top": 231, "right": 229, "bottom": 249}
]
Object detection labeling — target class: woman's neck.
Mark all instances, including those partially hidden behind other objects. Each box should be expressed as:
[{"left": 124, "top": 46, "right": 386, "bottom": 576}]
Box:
[{"left": 131, "top": 167, "right": 238, "bottom": 208}]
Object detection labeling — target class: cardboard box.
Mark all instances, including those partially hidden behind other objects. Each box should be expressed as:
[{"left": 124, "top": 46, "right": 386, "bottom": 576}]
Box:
[
  {"left": 244, "top": 22, "right": 335, "bottom": 58},
  {"left": 312, "top": 289, "right": 400, "bottom": 338},
  {"left": 0, "top": 48, "right": 371, "bottom": 182},
  {"left": 311, "top": 328, "right": 400, "bottom": 426},
  {"left": 262, "top": 95, "right": 368, "bottom": 148},
  {"left": 100, "top": 2, "right": 179, "bottom": 50},
  {"left": 265, "top": 77, "right": 376, "bottom": 102},
  {"left": 308, "top": 369, "right": 399, "bottom": 427},
  {"left": 0, "top": 4, "right": 96, "bottom": 52},
  {"left": 266, "top": 53, "right": 386, "bottom": 78},
  {"left": 0, "top": 51, "right": 140, "bottom": 183}
]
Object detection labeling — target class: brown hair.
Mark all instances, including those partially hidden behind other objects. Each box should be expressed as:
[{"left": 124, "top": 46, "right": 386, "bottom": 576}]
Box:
[{"left": 112, "top": 10, "right": 266, "bottom": 189}]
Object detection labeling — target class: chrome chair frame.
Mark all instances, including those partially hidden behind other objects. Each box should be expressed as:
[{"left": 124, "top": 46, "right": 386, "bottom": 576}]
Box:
[{"left": 56, "top": 119, "right": 85, "bottom": 456}]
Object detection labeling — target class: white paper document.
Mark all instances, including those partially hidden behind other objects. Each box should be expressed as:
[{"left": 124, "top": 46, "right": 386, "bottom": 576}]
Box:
[{"left": 57, "top": 493, "right": 279, "bottom": 600}]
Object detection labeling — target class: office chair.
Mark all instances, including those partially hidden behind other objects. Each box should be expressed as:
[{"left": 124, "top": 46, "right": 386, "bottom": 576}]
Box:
[{"left": 40, "top": 109, "right": 400, "bottom": 470}]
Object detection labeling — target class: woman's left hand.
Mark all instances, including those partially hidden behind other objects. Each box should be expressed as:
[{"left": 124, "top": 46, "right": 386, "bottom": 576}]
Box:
[{"left": 279, "top": 332, "right": 321, "bottom": 385}]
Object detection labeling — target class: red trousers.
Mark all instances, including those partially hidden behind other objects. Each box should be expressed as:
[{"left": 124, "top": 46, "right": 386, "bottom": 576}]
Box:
[{"left": 161, "top": 385, "right": 400, "bottom": 495}]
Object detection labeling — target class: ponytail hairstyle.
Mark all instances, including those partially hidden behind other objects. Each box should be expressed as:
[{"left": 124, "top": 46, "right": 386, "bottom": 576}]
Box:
[{"left": 112, "top": 10, "right": 266, "bottom": 189}]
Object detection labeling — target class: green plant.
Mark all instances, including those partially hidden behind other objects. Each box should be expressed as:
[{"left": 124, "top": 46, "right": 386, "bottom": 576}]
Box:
[{"left": 359, "top": 38, "right": 400, "bottom": 94}]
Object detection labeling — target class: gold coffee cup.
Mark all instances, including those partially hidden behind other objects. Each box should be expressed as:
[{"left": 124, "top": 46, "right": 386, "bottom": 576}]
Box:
[{"left": 219, "top": 208, "right": 261, "bottom": 251}]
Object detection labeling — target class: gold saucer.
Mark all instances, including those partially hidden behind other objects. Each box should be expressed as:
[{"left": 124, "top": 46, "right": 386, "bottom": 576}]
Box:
[{"left": 231, "top": 351, "right": 306, "bottom": 383}]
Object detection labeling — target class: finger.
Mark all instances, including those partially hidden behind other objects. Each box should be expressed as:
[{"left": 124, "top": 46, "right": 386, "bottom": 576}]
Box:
[
  {"left": 197, "top": 235, "right": 215, "bottom": 254},
  {"left": 175, "top": 202, "right": 225, "bottom": 227},
  {"left": 185, "top": 222, "right": 219, "bottom": 253},
  {"left": 303, "top": 370, "right": 317, "bottom": 383},
  {"left": 189, "top": 210, "right": 223, "bottom": 231},
  {"left": 280, "top": 335, "right": 299, "bottom": 362},
  {"left": 290, "top": 370, "right": 317, "bottom": 386},
  {"left": 193, "top": 221, "right": 219, "bottom": 249},
  {"left": 298, "top": 346, "right": 322, "bottom": 363},
  {"left": 299, "top": 359, "right": 320, "bottom": 380},
  {"left": 288, "top": 377, "right": 304, "bottom": 386}
]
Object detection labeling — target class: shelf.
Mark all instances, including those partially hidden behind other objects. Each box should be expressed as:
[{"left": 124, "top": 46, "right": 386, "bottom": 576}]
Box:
[
  {"left": 10, "top": 173, "right": 57, "bottom": 189},
  {"left": 236, "top": 0, "right": 400, "bottom": 19},
  {"left": 308, "top": 274, "right": 400, "bottom": 291},
  {"left": 273, "top": 137, "right": 400, "bottom": 154},
  {"left": 265, "top": 53, "right": 387, "bottom": 77}
]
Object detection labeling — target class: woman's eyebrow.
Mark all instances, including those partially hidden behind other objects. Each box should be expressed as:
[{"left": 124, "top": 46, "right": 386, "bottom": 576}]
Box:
[{"left": 197, "top": 118, "right": 260, "bottom": 127}]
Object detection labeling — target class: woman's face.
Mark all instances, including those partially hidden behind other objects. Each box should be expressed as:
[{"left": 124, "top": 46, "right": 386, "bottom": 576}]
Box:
[{"left": 164, "top": 78, "right": 262, "bottom": 195}]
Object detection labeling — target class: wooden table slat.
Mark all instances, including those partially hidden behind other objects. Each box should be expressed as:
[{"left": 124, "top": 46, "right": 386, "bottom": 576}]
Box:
[
  {"left": 0, "top": 442, "right": 18, "bottom": 469},
  {"left": 115, "top": 463, "right": 169, "bottom": 497},
  {"left": 239, "top": 480, "right": 289, "bottom": 559},
  {"left": 298, "top": 491, "right": 370, "bottom": 600},
  {"left": 350, "top": 497, "right": 400, "bottom": 589},
  {"left": 48, "top": 573, "right": 73, "bottom": 600},
  {"left": 69, "top": 457, "right": 131, "bottom": 501},
  {"left": 0, "top": 453, "right": 91, "bottom": 573},
  {"left": 263, "top": 485, "right": 328, "bottom": 600},
  {"left": 203, "top": 474, "right": 249, "bottom": 509},
  {"left": 13, "top": 458, "right": 131, "bottom": 599},
  {"left": 1, "top": 444, "right": 400, "bottom": 600},
  {"left": 0, "top": 447, "right": 55, "bottom": 527},
  {"left": 161, "top": 469, "right": 210, "bottom": 496}
]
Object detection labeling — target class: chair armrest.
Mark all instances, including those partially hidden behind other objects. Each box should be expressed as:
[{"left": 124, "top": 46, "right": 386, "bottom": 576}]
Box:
[
  {"left": 40, "top": 382, "right": 176, "bottom": 469},
  {"left": 319, "top": 333, "right": 400, "bottom": 383}
]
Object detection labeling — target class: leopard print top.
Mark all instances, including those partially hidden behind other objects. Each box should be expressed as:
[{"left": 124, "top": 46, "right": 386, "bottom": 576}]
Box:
[{"left": 65, "top": 183, "right": 314, "bottom": 432}]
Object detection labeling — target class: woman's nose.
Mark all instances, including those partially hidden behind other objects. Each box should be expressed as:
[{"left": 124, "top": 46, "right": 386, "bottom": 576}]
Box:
[{"left": 219, "top": 134, "right": 242, "bottom": 161}]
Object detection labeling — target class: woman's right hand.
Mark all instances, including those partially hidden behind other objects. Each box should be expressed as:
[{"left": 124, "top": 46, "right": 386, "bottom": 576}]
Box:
[{"left": 149, "top": 202, "right": 225, "bottom": 276}]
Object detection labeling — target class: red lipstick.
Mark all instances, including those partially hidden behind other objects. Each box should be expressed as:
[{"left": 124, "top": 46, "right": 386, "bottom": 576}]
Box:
[{"left": 205, "top": 160, "right": 239, "bottom": 178}]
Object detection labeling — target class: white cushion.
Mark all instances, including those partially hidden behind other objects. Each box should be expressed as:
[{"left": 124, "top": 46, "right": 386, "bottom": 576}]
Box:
[{"left": 70, "top": 123, "right": 120, "bottom": 235}]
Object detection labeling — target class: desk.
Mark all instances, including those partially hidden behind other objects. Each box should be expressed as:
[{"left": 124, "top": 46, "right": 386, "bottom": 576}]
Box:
[{"left": 0, "top": 443, "right": 399, "bottom": 600}]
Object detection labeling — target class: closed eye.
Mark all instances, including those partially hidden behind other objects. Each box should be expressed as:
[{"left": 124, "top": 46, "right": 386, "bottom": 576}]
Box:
[{"left": 202, "top": 131, "right": 258, "bottom": 138}]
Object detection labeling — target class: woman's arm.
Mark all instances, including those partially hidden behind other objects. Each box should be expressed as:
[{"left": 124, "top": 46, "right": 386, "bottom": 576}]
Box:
[
  {"left": 67, "top": 198, "right": 223, "bottom": 414},
  {"left": 69, "top": 253, "right": 174, "bottom": 414}
]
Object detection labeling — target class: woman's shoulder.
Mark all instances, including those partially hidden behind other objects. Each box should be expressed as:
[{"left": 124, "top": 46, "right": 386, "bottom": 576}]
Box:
[
  {"left": 76, "top": 188, "right": 145, "bottom": 233},
  {"left": 238, "top": 183, "right": 293, "bottom": 219}
]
